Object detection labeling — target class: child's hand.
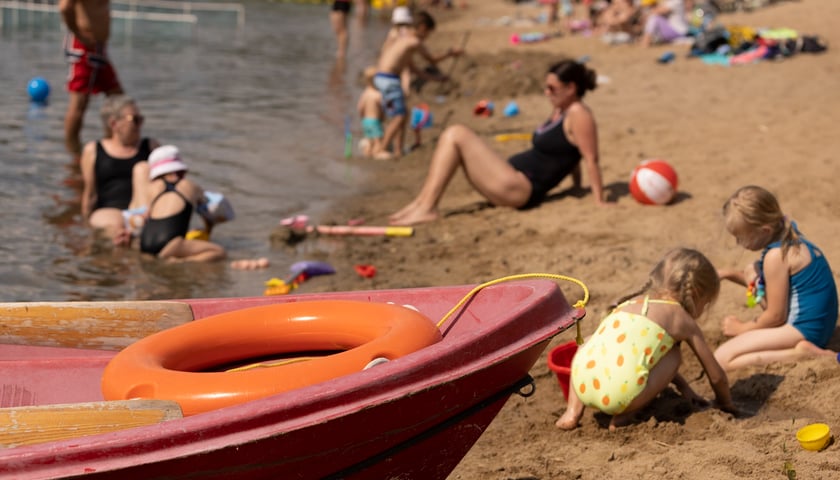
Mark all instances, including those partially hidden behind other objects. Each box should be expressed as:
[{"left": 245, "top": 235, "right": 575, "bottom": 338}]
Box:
[{"left": 722, "top": 315, "right": 747, "bottom": 336}]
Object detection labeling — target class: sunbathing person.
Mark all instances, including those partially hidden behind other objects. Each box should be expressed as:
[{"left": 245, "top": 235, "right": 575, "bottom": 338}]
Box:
[{"left": 389, "top": 59, "right": 608, "bottom": 226}]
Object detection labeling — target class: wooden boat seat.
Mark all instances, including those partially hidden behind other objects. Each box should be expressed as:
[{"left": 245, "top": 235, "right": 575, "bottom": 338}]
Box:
[{"left": 0, "top": 399, "right": 183, "bottom": 448}]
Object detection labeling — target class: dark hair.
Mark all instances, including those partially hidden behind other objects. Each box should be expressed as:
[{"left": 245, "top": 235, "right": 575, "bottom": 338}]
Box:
[
  {"left": 548, "top": 60, "right": 597, "bottom": 98},
  {"left": 415, "top": 10, "right": 435, "bottom": 30}
]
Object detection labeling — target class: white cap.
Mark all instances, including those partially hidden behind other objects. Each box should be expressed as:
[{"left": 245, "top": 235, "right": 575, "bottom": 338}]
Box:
[
  {"left": 391, "top": 7, "right": 413, "bottom": 25},
  {"left": 148, "top": 145, "right": 189, "bottom": 180}
]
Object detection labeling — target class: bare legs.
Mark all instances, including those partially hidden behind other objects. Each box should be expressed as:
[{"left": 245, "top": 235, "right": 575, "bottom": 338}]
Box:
[
  {"left": 715, "top": 324, "right": 835, "bottom": 371},
  {"left": 388, "top": 124, "right": 531, "bottom": 225},
  {"left": 330, "top": 10, "right": 348, "bottom": 59},
  {"left": 375, "top": 113, "right": 406, "bottom": 160},
  {"left": 64, "top": 92, "right": 90, "bottom": 160},
  {"left": 556, "top": 347, "right": 683, "bottom": 431}
]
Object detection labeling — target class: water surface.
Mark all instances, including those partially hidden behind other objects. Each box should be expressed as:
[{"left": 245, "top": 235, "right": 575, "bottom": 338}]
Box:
[{"left": 0, "top": 1, "right": 389, "bottom": 301}]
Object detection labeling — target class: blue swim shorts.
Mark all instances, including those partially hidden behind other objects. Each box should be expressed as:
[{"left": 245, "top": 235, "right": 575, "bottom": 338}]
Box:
[
  {"left": 361, "top": 117, "right": 384, "bottom": 139},
  {"left": 372, "top": 72, "right": 407, "bottom": 118}
]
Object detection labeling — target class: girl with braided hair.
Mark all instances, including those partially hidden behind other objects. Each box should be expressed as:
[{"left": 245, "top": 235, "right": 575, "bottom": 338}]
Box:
[{"left": 556, "top": 248, "right": 735, "bottom": 431}]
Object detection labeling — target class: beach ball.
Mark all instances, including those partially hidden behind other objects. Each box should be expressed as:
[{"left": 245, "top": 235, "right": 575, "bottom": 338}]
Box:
[
  {"left": 27, "top": 77, "right": 50, "bottom": 104},
  {"left": 629, "top": 159, "right": 678, "bottom": 205}
]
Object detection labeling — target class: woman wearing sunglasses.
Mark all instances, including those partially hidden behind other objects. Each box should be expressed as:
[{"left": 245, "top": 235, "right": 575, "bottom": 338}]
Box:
[
  {"left": 80, "top": 94, "right": 159, "bottom": 244},
  {"left": 389, "top": 59, "right": 609, "bottom": 226}
]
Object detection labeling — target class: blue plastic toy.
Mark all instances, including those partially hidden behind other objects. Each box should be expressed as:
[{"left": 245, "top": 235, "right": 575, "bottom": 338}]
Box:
[{"left": 27, "top": 77, "right": 50, "bottom": 104}]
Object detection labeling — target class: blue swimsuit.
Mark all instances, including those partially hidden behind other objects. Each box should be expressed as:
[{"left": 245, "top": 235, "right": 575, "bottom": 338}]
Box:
[{"left": 758, "top": 224, "right": 838, "bottom": 347}]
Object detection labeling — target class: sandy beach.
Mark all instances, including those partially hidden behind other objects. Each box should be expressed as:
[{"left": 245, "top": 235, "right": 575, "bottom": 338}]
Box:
[{"left": 272, "top": 1, "right": 840, "bottom": 477}]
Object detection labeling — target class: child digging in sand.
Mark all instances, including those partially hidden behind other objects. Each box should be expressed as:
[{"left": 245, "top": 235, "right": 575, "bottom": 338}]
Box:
[
  {"left": 556, "top": 248, "right": 736, "bottom": 431},
  {"left": 714, "top": 185, "right": 839, "bottom": 370}
]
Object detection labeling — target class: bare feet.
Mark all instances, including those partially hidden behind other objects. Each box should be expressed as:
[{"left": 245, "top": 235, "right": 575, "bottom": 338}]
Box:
[
  {"left": 555, "top": 409, "right": 582, "bottom": 430},
  {"left": 388, "top": 207, "right": 439, "bottom": 226},
  {"left": 230, "top": 257, "right": 270, "bottom": 270},
  {"left": 794, "top": 340, "right": 837, "bottom": 359}
]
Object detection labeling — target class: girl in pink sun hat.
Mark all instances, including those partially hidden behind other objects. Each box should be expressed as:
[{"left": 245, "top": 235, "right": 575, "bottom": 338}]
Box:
[{"left": 138, "top": 145, "right": 226, "bottom": 262}]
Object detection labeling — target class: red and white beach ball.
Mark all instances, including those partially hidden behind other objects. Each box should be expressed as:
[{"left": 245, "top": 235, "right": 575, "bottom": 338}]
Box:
[{"left": 629, "top": 159, "right": 678, "bottom": 205}]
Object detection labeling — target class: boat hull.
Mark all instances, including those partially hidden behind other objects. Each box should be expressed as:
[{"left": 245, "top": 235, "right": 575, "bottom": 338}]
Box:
[{"left": 0, "top": 280, "right": 583, "bottom": 479}]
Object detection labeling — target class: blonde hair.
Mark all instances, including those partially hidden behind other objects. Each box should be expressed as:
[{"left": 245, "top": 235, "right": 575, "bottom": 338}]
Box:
[
  {"left": 614, "top": 248, "right": 720, "bottom": 319},
  {"left": 100, "top": 95, "right": 137, "bottom": 138},
  {"left": 363, "top": 66, "right": 377, "bottom": 87},
  {"left": 723, "top": 185, "right": 800, "bottom": 259}
]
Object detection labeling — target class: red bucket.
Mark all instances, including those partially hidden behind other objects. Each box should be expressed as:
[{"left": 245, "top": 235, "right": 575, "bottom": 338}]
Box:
[{"left": 547, "top": 340, "right": 578, "bottom": 401}]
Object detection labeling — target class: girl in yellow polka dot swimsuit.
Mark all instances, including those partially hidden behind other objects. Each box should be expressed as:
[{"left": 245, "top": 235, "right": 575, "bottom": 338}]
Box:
[{"left": 556, "top": 248, "right": 737, "bottom": 431}]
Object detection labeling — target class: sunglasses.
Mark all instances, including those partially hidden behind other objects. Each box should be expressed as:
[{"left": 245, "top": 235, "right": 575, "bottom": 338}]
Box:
[{"left": 121, "top": 114, "right": 145, "bottom": 126}]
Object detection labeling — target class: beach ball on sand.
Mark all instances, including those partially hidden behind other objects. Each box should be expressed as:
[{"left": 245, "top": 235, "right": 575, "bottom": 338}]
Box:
[{"left": 629, "top": 159, "right": 678, "bottom": 205}]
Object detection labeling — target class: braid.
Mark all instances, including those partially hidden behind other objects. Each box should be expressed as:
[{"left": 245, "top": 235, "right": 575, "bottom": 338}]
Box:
[
  {"left": 678, "top": 267, "right": 698, "bottom": 318},
  {"left": 610, "top": 279, "right": 652, "bottom": 311}
]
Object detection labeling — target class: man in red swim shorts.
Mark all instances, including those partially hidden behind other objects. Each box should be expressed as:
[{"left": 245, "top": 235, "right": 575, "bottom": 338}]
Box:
[{"left": 59, "top": 0, "right": 124, "bottom": 160}]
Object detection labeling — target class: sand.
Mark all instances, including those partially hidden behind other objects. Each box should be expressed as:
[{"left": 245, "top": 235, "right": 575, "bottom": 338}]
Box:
[{"left": 272, "top": 1, "right": 840, "bottom": 478}]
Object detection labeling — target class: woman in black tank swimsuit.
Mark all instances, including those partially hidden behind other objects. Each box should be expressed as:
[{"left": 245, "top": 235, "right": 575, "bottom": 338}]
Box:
[{"left": 388, "top": 59, "right": 609, "bottom": 226}]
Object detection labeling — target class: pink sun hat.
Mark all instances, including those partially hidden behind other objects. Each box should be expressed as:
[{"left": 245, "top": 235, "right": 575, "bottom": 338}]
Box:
[{"left": 148, "top": 145, "right": 189, "bottom": 180}]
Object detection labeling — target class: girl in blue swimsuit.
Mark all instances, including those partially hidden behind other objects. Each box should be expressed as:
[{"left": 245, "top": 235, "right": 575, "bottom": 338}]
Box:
[
  {"left": 388, "top": 59, "right": 609, "bottom": 226},
  {"left": 715, "top": 185, "right": 839, "bottom": 370}
]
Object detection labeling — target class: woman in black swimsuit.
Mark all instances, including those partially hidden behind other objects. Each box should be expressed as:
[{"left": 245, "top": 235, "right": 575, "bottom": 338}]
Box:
[
  {"left": 80, "top": 95, "right": 160, "bottom": 243},
  {"left": 388, "top": 59, "right": 608, "bottom": 226},
  {"left": 139, "top": 145, "right": 226, "bottom": 262}
]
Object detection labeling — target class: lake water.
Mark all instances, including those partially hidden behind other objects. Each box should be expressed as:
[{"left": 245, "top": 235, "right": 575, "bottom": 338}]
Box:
[{"left": 0, "top": 1, "right": 390, "bottom": 301}]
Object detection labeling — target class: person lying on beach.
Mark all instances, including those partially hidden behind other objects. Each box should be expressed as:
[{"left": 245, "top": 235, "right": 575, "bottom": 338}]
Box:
[
  {"left": 639, "top": 0, "right": 690, "bottom": 47},
  {"left": 556, "top": 248, "right": 736, "bottom": 431},
  {"left": 388, "top": 59, "right": 608, "bottom": 226},
  {"left": 138, "top": 145, "right": 226, "bottom": 263},
  {"left": 80, "top": 95, "right": 159, "bottom": 244},
  {"left": 372, "top": 10, "right": 463, "bottom": 160},
  {"left": 714, "top": 185, "right": 839, "bottom": 371}
]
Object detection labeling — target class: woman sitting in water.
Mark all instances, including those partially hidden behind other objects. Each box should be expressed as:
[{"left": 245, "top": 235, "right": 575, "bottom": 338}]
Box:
[
  {"left": 388, "top": 59, "right": 609, "bottom": 226},
  {"left": 138, "top": 145, "right": 226, "bottom": 263},
  {"left": 80, "top": 95, "right": 159, "bottom": 243}
]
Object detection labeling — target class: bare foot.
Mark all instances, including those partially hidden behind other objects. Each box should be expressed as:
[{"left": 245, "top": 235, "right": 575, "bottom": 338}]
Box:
[
  {"left": 608, "top": 412, "right": 633, "bottom": 432},
  {"left": 794, "top": 340, "right": 837, "bottom": 359},
  {"left": 373, "top": 151, "right": 393, "bottom": 161},
  {"left": 388, "top": 208, "right": 439, "bottom": 226},
  {"left": 388, "top": 201, "right": 420, "bottom": 224},
  {"left": 555, "top": 409, "right": 582, "bottom": 430}
]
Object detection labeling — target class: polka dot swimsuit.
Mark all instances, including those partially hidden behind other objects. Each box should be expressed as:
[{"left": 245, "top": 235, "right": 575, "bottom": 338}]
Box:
[{"left": 570, "top": 296, "right": 678, "bottom": 415}]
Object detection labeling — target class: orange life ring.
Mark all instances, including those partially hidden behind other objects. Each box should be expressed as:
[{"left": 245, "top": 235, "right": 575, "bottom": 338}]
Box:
[{"left": 101, "top": 300, "right": 442, "bottom": 416}]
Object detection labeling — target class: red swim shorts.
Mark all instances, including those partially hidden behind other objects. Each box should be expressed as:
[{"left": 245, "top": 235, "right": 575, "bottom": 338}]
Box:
[{"left": 64, "top": 36, "right": 122, "bottom": 94}]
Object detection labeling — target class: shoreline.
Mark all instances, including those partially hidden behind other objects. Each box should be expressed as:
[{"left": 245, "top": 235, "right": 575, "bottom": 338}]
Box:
[{"left": 280, "top": 2, "right": 840, "bottom": 478}]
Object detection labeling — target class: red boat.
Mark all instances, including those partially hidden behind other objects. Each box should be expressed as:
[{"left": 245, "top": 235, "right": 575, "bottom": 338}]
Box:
[{"left": 0, "top": 279, "right": 585, "bottom": 479}]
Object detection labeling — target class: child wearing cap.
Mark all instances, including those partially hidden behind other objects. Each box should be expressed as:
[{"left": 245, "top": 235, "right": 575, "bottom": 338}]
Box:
[{"left": 138, "top": 145, "right": 226, "bottom": 262}]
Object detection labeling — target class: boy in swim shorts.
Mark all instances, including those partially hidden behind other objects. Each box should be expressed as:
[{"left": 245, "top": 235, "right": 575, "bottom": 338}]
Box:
[
  {"left": 356, "top": 66, "right": 384, "bottom": 158},
  {"left": 373, "top": 10, "right": 462, "bottom": 160}
]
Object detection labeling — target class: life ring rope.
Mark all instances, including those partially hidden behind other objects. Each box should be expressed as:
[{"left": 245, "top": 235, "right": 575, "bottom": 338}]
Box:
[
  {"left": 229, "top": 273, "right": 589, "bottom": 374},
  {"left": 436, "top": 273, "right": 589, "bottom": 345}
]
